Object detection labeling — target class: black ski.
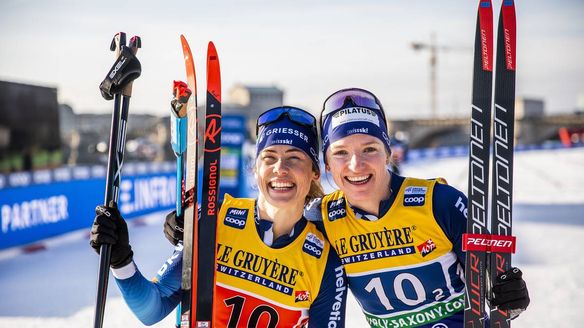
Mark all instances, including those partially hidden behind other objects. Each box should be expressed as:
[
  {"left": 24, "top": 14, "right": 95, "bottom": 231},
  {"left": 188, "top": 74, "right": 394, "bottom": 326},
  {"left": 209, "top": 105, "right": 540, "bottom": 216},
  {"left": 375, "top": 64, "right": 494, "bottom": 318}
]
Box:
[
  {"left": 194, "top": 41, "right": 222, "bottom": 327},
  {"left": 463, "top": 1, "right": 518, "bottom": 328},
  {"left": 489, "top": 1, "right": 517, "bottom": 327},
  {"left": 464, "top": 1, "right": 494, "bottom": 327}
]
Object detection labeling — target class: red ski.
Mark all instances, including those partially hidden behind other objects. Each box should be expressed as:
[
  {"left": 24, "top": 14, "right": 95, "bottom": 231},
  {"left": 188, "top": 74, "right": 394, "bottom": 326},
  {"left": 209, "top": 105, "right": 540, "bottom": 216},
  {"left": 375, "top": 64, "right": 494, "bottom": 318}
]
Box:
[{"left": 179, "top": 34, "right": 201, "bottom": 327}]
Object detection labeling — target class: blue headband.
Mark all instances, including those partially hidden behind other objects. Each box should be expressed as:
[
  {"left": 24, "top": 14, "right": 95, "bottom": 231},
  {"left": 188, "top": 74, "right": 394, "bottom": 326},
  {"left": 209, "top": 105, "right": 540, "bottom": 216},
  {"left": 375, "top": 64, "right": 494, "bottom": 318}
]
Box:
[
  {"left": 256, "top": 117, "right": 320, "bottom": 171},
  {"left": 321, "top": 106, "right": 391, "bottom": 162}
]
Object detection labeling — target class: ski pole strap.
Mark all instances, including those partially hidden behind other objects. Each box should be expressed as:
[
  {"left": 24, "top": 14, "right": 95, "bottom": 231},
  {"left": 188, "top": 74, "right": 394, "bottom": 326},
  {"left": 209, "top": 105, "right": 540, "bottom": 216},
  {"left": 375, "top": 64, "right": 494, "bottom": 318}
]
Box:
[
  {"left": 462, "top": 233, "right": 516, "bottom": 253},
  {"left": 99, "top": 45, "right": 142, "bottom": 100}
]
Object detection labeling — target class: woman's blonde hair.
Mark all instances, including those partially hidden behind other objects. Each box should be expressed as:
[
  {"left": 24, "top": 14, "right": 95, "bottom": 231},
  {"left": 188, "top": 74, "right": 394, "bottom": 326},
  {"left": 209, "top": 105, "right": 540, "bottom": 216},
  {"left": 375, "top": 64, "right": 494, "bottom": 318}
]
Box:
[
  {"left": 305, "top": 166, "right": 324, "bottom": 204},
  {"left": 305, "top": 181, "right": 325, "bottom": 204}
]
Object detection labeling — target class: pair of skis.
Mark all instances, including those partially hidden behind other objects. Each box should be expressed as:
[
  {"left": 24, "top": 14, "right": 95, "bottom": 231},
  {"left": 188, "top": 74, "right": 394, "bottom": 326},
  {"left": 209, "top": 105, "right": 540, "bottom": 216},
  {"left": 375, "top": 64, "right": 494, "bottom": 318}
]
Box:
[
  {"left": 463, "top": 1, "right": 517, "bottom": 328},
  {"left": 171, "top": 35, "right": 222, "bottom": 328}
]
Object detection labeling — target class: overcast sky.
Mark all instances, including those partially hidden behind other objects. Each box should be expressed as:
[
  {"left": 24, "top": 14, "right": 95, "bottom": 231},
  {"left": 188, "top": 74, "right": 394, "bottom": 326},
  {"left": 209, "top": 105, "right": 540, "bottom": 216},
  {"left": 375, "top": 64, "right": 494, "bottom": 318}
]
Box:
[{"left": 1, "top": 0, "right": 583, "bottom": 119}]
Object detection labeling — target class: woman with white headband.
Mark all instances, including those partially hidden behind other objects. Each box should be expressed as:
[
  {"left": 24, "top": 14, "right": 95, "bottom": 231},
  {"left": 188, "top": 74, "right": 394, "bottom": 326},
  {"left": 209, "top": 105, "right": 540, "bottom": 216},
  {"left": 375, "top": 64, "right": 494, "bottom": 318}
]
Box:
[{"left": 305, "top": 88, "right": 530, "bottom": 328}]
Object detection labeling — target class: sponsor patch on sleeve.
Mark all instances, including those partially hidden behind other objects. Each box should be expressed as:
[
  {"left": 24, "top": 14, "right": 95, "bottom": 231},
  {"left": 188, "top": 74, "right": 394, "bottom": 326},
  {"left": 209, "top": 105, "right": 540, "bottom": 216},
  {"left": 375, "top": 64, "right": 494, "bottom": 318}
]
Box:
[
  {"left": 326, "top": 197, "right": 347, "bottom": 221},
  {"left": 224, "top": 207, "right": 249, "bottom": 229}
]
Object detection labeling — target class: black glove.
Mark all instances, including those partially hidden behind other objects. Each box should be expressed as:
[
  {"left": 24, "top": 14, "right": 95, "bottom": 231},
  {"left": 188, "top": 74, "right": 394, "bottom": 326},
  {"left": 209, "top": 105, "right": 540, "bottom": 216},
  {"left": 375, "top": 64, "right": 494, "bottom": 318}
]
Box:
[
  {"left": 164, "top": 210, "right": 184, "bottom": 246},
  {"left": 491, "top": 267, "right": 530, "bottom": 319},
  {"left": 89, "top": 203, "right": 134, "bottom": 269}
]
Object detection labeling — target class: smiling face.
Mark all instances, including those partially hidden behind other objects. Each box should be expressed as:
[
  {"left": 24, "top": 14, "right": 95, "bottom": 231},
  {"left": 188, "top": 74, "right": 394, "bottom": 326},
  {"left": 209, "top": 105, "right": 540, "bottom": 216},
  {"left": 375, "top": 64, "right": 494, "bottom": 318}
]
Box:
[
  {"left": 325, "top": 134, "right": 391, "bottom": 214},
  {"left": 255, "top": 145, "right": 319, "bottom": 210}
]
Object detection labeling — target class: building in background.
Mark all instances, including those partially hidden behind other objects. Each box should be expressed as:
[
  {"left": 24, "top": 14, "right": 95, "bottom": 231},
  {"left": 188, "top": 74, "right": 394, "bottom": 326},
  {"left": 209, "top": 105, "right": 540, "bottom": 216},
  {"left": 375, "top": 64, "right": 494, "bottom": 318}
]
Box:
[
  {"left": 59, "top": 105, "right": 168, "bottom": 165},
  {"left": 227, "top": 84, "right": 284, "bottom": 118},
  {"left": 0, "top": 81, "right": 61, "bottom": 172},
  {"left": 226, "top": 84, "right": 284, "bottom": 140},
  {"left": 3, "top": 79, "right": 583, "bottom": 173}
]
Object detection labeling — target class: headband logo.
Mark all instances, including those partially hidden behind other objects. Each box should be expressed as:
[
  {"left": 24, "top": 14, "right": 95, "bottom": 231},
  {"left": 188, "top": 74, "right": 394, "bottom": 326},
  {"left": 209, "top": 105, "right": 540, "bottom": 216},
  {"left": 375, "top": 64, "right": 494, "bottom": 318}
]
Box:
[
  {"left": 382, "top": 132, "right": 391, "bottom": 147},
  {"left": 262, "top": 127, "right": 309, "bottom": 143},
  {"left": 310, "top": 147, "right": 318, "bottom": 161},
  {"left": 331, "top": 107, "right": 380, "bottom": 129}
]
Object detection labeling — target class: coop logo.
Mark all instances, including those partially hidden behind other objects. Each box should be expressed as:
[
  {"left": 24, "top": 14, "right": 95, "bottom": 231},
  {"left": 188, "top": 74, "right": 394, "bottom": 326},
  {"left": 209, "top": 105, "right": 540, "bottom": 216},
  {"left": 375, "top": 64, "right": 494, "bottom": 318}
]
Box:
[
  {"left": 295, "top": 290, "right": 311, "bottom": 303},
  {"left": 224, "top": 208, "right": 248, "bottom": 229},
  {"left": 417, "top": 239, "right": 437, "bottom": 257},
  {"left": 327, "top": 197, "right": 347, "bottom": 222},
  {"left": 303, "top": 233, "right": 324, "bottom": 259},
  {"left": 404, "top": 196, "right": 425, "bottom": 206},
  {"left": 403, "top": 186, "right": 427, "bottom": 207}
]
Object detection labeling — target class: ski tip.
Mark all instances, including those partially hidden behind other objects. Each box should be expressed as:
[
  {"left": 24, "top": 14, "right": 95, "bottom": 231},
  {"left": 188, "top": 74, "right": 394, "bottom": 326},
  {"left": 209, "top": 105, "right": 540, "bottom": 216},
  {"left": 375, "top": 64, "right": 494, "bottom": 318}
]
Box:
[
  {"left": 500, "top": 0, "right": 517, "bottom": 71},
  {"left": 207, "top": 41, "right": 218, "bottom": 57},
  {"left": 181, "top": 36, "right": 193, "bottom": 62},
  {"left": 478, "top": 0, "right": 492, "bottom": 9},
  {"left": 181, "top": 35, "right": 191, "bottom": 50},
  {"left": 206, "top": 41, "right": 221, "bottom": 102},
  {"left": 477, "top": 0, "right": 494, "bottom": 72},
  {"left": 503, "top": 0, "right": 515, "bottom": 7}
]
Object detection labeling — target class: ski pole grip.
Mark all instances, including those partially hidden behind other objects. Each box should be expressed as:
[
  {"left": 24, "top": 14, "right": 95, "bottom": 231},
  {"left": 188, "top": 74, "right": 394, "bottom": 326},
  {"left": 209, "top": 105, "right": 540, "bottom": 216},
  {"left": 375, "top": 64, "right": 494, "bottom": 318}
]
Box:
[
  {"left": 122, "top": 36, "right": 142, "bottom": 97},
  {"left": 171, "top": 80, "right": 191, "bottom": 118},
  {"left": 99, "top": 34, "right": 142, "bottom": 100},
  {"left": 110, "top": 32, "right": 126, "bottom": 54}
]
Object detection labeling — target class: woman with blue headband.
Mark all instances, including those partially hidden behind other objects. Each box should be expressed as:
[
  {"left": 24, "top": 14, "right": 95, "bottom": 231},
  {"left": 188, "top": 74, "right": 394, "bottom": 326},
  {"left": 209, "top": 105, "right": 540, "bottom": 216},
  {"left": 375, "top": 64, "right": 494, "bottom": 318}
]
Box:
[
  {"left": 305, "top": 88, "right": 530, "bottom": 328},
  {"left": 90, "top": 106, "right": 347, "bottom": 327}
]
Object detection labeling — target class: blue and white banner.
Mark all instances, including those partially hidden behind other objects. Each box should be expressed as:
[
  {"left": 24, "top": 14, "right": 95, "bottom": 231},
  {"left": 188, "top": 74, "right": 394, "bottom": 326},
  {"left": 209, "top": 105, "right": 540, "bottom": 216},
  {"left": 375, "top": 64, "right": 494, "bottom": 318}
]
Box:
[
  {"left": 0, "top": 164, "right": 176, "bottom": 250},
  {"left": 220, "top": 115, "right": 246, "bottom": 198}
]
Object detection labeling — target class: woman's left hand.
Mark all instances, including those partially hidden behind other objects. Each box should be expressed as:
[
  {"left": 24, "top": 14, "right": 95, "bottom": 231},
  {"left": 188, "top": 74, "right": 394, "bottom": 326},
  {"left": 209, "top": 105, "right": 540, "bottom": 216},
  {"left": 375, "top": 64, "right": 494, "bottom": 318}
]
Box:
[{"left": 491, "top": 267, "right": 530, "bottom": 319}]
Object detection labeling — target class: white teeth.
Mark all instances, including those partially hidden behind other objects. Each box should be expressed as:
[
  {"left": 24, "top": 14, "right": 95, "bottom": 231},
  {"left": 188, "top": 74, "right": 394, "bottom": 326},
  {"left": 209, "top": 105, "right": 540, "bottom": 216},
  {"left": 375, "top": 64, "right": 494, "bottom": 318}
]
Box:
[
  {"left": 346, "top": 175, "right": 370, "bottom": 183},
  {"left": 270, "top": 181, "right": 294, "bottom": 188}
]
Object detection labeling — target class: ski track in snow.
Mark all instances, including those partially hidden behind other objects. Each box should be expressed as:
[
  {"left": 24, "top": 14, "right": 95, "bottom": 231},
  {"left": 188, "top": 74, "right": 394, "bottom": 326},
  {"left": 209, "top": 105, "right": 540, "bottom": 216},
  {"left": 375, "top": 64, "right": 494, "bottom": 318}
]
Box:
[{"left": 0, "top": 148, "right": 582, "bottom": 327}]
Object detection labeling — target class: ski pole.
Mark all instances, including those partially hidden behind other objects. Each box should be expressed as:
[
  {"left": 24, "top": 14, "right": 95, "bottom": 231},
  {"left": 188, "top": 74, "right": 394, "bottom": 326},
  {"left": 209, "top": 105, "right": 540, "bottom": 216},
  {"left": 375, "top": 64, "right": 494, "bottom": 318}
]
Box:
[
  {"left": 171, "top": 80, "right": 191, "bottom": 217},
  {"left": 94, "top": 32, "right": 141, "bottom": 328},
  {"left": 170, "top": 80, "right": 191, "bottom": 328}
]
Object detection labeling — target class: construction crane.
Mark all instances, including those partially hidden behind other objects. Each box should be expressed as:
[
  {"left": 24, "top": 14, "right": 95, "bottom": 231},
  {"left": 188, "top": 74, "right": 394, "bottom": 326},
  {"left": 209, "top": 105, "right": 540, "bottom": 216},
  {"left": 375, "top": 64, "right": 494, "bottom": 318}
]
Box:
[{"left": 411, "top": 32, "right": 470, "bottom": 118}]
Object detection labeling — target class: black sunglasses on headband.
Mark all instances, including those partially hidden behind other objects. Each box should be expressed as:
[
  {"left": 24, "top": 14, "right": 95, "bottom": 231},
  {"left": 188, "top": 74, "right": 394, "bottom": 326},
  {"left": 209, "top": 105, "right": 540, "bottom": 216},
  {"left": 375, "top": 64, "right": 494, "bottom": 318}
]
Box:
[
  {"left": 256, "top": 106, "right": 318, "bottom": 137},
  {"left": 320, "top": 88, "right": 386, "bottom": 129}
]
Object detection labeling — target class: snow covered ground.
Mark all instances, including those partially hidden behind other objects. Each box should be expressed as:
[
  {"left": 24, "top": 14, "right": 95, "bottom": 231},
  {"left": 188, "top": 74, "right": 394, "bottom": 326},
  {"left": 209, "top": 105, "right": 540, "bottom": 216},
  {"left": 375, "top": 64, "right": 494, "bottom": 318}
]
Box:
[{"left": 0, "top": 148, "right": 582, "bottom": 327}]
